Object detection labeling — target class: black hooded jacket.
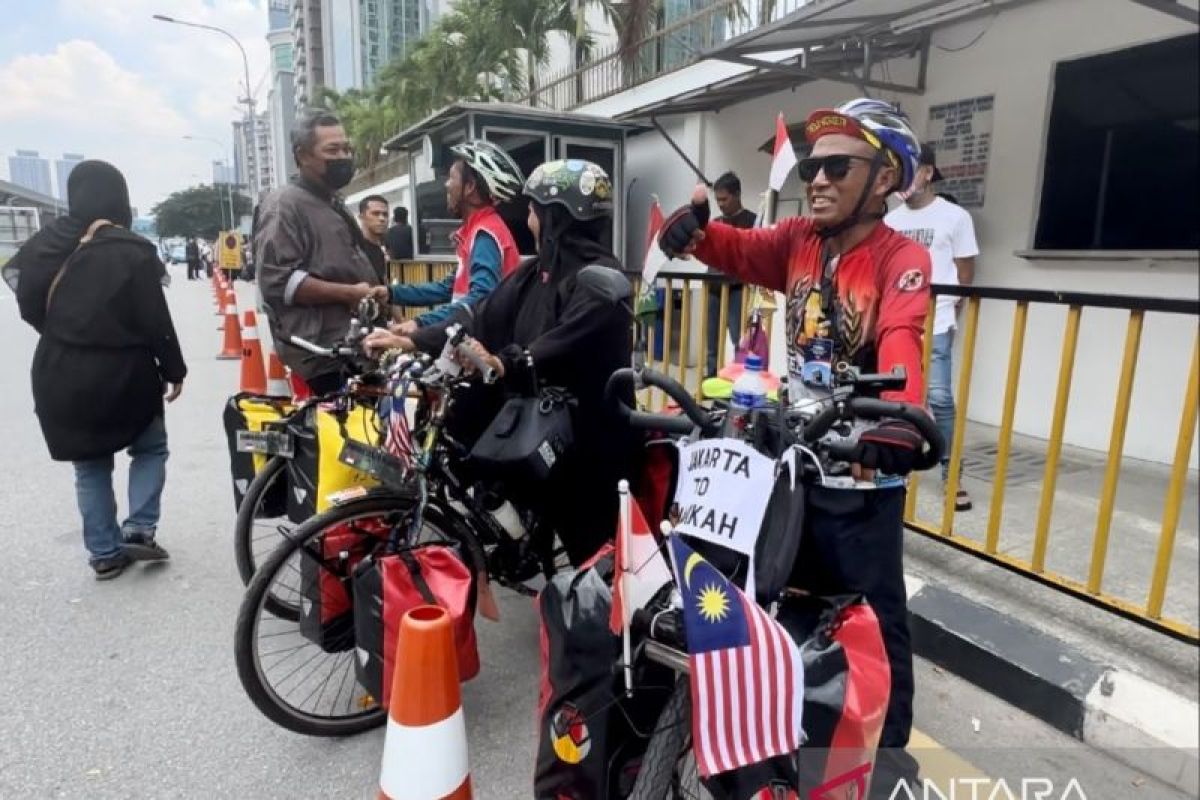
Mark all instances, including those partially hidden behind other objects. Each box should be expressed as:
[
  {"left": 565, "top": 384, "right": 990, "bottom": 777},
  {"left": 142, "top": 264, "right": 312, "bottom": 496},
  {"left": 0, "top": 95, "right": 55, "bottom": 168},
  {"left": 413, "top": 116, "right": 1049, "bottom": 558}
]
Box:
[
  {"left": 10, "top": 161, "right": 187, "bottom": 462},
  {"left": 410, "top": 207, "right": 636, "bottom": 562}
]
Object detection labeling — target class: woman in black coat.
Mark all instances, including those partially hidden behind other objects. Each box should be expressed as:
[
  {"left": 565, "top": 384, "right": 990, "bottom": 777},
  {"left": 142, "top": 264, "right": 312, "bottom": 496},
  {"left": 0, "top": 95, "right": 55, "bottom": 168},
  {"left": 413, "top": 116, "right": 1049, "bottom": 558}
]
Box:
[
  {"left": 6, "top": 161, "right": 187, "bottom": 579},
  {"left": 365, "top": 159, "right": 636, "bottom": 565}
]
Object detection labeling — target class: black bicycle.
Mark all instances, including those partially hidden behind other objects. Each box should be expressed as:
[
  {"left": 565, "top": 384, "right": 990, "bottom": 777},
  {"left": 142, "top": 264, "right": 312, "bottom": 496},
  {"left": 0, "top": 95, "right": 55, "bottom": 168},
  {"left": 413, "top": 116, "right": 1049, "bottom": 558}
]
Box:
[
  {"left": 604, "top": 366, "right": 943, "bottom": 800},
  {"left": 231, "top": 299, "right": 386, "bottom": 585},
  {"left": 234, "top": 324, "right": 572, "bottom": 736}
]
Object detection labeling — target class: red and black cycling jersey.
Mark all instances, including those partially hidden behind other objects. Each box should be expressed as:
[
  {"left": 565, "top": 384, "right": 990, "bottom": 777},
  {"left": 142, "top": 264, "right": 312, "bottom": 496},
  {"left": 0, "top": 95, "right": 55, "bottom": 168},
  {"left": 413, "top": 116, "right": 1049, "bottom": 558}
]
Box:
[{"left": 693, "top": 216, "right": 931, "bottom": 405}]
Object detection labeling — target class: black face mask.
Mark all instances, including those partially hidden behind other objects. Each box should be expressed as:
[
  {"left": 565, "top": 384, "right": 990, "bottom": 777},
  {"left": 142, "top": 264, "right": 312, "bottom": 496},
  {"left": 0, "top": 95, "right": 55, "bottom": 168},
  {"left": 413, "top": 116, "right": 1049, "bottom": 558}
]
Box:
[{"left": 323, "top": 158, "right": 355, "bottom": 190}]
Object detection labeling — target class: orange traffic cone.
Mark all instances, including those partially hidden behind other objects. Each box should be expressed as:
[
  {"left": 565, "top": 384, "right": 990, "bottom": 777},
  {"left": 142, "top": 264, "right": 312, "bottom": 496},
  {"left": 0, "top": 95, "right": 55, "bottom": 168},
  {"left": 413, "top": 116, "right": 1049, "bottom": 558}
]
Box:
[
  {"left": 263, "top": 340, "right": 291, "bottom": 398},
  {"left": 377, "top": 606, "right": 471, "bottom": 800},
  {"left": 218, "top": 291, "right": 243, "bottom": 360},
  {"left": 240, "top": 310, "right": 267, "bottom": 394}
]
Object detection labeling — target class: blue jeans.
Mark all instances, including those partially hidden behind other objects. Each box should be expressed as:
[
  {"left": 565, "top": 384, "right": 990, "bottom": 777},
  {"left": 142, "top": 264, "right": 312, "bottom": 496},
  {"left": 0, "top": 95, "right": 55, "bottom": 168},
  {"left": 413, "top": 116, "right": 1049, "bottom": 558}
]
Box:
[
  {"left": 73, "top": 415, "right": 169, "bottom": 563},
  {"left": 929, "top": 330, "right": 957, "bottom": 479},
  {"left": 706, "top": 285, "right": 743, "bottom": 376}
]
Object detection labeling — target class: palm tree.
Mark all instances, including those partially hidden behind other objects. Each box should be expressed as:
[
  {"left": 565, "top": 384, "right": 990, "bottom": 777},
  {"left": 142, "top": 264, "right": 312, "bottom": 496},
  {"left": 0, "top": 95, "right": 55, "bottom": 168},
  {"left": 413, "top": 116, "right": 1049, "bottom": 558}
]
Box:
[{"left": 486, "top": 0, "right": 587, "bottom": 106}]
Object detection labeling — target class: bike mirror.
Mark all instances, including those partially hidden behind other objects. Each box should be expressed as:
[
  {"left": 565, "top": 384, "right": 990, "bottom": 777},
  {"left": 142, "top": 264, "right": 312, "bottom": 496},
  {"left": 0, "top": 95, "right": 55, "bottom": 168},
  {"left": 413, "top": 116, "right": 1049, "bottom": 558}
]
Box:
[{"left": 577, "top": 265, "right": 633, "bottom": 305}]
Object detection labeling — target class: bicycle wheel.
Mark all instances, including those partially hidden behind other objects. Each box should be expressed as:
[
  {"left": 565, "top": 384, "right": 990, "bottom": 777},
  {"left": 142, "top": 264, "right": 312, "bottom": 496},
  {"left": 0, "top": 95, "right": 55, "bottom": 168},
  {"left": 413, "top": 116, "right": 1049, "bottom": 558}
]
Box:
[
  {"left": 629, "top": 678, "right": 712, "bottom": 800},
  {"left": 233, "top": 454, "right": 290, "bottom": 585},
  {"left": 233, "top": 491, "right": 480, "bottom": 737}
]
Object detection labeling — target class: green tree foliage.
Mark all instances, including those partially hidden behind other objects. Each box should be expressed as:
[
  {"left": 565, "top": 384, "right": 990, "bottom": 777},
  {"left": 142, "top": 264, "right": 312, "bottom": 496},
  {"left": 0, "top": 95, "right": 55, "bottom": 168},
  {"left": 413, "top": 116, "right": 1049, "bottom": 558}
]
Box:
[
  {"left": 151, "top": 184, "right": 252, "bottom": 240},
  {"left": 323, "top": 0, "right": 658, "bottom": 169}
]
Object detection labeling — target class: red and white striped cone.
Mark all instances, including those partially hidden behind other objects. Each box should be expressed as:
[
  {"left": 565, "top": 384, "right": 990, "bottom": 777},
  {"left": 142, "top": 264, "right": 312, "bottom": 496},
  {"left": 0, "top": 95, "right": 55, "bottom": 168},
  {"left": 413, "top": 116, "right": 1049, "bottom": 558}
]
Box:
[
  {"left": 377, "top": 606, "right": 471, "bottom": 800},
  {"left": 261, "top": 333, "right": 291, "bottom": 398}
]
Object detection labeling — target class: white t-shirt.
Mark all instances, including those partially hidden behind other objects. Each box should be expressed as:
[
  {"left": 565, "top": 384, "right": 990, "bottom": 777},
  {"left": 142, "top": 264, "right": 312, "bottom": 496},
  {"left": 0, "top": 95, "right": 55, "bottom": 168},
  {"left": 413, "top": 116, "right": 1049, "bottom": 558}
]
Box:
[{"left": 885, "top": 197, "right": 979, "bottom": 335}]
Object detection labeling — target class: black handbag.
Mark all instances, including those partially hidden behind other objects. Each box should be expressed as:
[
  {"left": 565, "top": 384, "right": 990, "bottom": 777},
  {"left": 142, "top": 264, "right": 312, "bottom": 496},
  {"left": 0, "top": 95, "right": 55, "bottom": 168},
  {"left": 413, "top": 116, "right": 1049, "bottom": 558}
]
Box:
[{"left": 469, "top": 351, "right": 575, "bottom": 482}]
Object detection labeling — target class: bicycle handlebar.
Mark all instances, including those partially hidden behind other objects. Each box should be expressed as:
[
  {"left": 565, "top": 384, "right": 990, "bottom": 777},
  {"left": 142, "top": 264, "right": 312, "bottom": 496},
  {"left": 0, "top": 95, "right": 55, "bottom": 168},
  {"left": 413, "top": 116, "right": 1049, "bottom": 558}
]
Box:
[
  {"left": 606, "top": 366, "right": 945, "bottom": 469},
  {"left": 807, "top": 397, "right": 945, "bottom": 470},
  {"left": 605, "top": 368, "right": 720, "bottom": 437},
  {"left": 455, "top": 343, "right": 498, "bottom": 385}
]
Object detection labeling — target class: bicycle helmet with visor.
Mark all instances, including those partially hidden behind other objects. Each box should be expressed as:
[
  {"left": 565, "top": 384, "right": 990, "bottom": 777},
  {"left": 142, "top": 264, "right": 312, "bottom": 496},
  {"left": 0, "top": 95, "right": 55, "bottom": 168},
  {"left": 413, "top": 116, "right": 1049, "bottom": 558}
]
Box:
[
  {"left": 450, "top": 140, "right": 525, "bottom": 203},
  {"left": 803, "top": 98, "right": 922, "bottom": 238},
  {"left": 523, "top": 159, "right": 614, "bottom": 221}
]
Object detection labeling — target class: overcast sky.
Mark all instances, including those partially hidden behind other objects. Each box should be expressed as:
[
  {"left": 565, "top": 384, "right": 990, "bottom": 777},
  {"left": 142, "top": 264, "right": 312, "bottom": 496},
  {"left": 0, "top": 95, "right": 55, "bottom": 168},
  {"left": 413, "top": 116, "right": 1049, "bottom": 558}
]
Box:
[{"left": 1, "top": 0, "right": 271, "bottom": 214}]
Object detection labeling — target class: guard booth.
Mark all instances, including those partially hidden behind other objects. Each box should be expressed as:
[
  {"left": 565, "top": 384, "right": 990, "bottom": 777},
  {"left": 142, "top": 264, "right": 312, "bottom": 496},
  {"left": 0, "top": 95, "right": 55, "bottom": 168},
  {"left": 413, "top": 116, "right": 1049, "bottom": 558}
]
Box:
[{"left": 381, "top": 102, "right": 640, "bottom": 294}]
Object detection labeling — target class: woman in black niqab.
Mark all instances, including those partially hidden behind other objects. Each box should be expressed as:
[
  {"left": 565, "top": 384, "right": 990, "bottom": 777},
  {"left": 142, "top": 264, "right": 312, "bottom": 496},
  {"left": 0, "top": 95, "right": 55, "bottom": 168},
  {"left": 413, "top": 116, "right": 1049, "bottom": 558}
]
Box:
[
  {"left": 366, "top": 159, "right": 638, "bottom": 565},
  {"left": 11, "top": 160, "right": 187, "bottom": 578}
]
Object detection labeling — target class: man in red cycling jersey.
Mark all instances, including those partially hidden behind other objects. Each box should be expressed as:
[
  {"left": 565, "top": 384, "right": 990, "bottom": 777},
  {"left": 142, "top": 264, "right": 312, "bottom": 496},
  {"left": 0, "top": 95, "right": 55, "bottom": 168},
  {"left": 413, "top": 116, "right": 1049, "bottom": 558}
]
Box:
[{"left": 660, "top": 98, "right": 931, "bottom": 796}]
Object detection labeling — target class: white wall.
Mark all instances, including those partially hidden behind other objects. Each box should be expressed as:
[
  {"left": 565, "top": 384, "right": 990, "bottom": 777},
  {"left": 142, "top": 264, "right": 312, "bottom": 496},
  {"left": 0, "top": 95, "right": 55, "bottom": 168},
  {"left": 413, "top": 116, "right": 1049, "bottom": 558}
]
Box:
[{"left": 602, "top": 0, "right": 1199, "bottom": 465}]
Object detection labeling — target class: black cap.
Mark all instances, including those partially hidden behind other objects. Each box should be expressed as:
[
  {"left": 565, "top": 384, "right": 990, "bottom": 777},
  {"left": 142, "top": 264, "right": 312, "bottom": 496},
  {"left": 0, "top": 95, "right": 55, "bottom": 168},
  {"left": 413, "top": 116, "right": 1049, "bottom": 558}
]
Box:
[{"left": 919, "top": 144, "right": 945, "bottom": 183}]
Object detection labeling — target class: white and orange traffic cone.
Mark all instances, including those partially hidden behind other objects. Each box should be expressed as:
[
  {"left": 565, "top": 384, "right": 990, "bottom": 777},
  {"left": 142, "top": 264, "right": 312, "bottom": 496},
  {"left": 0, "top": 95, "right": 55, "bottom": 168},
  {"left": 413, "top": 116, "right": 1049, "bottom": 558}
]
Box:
[
  {"left": 239, "top": 310, "right": 268, "bottom": 394},
  {"left": 377, "top": 606, "right": 471, "bottom": 800},
  {"left": 262, "top": 336, "right": 291, "bottom": 398},
  {"left": 218, "top": 291, "right": 243, "bottom": 360}
]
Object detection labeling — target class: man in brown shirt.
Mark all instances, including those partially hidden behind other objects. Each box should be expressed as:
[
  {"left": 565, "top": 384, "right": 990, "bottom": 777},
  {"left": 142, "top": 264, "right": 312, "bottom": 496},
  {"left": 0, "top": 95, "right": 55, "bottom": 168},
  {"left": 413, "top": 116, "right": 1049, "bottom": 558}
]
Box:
[{"left": 256, "top": 110, "right": 388, "bottom": 393}]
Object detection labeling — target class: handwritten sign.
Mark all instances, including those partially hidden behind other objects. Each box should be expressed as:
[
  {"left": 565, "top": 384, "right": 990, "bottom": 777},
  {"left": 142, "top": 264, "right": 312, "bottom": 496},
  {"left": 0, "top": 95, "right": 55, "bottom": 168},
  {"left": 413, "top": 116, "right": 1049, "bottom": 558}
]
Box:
[
  {"left": 673, "top": 438, "right": 775, "bottom": 597},
  {"left": 925, "top": 95, "right": 994, "bottom": 208}
]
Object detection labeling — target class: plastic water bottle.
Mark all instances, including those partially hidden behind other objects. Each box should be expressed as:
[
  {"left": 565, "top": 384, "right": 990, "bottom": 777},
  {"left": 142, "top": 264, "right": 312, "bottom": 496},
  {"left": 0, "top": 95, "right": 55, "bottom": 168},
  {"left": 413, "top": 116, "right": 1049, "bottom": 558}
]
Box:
[{"left": 727, "top": 354, "right": 768, "bottom": 440}]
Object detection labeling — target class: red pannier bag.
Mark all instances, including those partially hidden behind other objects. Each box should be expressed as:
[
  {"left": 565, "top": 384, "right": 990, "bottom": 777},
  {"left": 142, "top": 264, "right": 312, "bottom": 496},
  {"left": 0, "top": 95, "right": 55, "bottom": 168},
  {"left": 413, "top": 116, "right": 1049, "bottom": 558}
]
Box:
[
  {"left": 298, "top": 518, "right": 389, "bottom": 653},
  {"left": 352, "top": 546, "right": 479, "bottom": 707}
]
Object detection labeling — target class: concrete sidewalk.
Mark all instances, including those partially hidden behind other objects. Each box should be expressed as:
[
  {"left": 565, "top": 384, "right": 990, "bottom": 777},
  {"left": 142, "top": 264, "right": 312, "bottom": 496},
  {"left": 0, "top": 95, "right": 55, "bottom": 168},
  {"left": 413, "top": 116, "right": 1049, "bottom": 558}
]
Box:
[
  {"left": 909, "top": 419, "right": 1198, "bottom": 632},
  {"left": 902, "top": 421, "right": 1199, "bottom": 793}
]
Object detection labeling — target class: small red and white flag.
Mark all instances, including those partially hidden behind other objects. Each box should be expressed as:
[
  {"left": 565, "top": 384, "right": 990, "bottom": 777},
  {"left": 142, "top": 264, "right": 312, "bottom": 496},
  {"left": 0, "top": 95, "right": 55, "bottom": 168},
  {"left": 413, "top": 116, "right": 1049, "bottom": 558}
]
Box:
[
  {"left": 609, "top": 481, "right": 672, "bottom": 635},
  {"left": 637, "top": 198, "right": 670, "bottom": 315},
  {"left": 768, "top": 113, "right": 798, "bottom": 192}
]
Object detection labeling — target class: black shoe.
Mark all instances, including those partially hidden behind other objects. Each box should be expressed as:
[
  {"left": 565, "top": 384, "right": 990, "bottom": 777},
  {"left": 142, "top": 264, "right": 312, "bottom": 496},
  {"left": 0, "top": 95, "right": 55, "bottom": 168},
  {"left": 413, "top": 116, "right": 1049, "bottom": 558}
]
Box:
[
  {"left": 123, "top": 532, "right": 170, "bottom": 561},
  {"left": 92, "top": 552, "right": 132, "bottom": 581}
]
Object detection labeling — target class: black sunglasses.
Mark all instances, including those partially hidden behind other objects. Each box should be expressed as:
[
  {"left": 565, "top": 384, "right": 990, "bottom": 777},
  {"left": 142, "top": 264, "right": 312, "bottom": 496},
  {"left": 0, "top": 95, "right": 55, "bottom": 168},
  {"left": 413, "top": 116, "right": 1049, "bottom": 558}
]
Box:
[{"left": 797, "top": 154, "right": 876, "bottom": 183}]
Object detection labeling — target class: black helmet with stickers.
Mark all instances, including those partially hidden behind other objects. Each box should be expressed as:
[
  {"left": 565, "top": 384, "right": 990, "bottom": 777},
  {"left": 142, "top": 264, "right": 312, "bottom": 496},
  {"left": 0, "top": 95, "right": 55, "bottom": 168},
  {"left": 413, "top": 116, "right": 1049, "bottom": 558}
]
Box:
[
  {"left": 450, "top": 140, "right": 525, "bottom": 203},
  {"left": 523, "top": 159, "right": 613, "bottom": 221}
]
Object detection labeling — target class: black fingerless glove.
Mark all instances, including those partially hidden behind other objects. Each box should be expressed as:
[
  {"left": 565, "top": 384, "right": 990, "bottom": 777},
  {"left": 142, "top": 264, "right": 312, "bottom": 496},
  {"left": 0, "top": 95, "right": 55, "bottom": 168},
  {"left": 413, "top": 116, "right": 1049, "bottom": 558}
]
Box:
[
  {"left": 658, "top": 198, "right": 711, "bottom": 257},
  {"left": 850, "top": 420, "right": 926, "bottom": 476}
]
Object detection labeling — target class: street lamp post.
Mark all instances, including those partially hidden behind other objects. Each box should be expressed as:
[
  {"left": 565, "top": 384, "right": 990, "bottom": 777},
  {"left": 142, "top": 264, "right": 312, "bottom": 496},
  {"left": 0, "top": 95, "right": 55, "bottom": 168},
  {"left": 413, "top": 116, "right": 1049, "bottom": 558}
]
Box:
[
  {"left": 153, "top": 13, "right": 257, "bottom": 207},
  {"left": 183, "top": 134, "right": 235, "bottom": 230}
]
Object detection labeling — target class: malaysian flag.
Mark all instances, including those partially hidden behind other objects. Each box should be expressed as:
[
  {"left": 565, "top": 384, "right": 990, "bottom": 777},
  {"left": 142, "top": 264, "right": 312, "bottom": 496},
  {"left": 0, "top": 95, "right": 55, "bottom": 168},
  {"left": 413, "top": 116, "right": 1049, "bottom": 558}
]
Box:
[{"left": 668, "top": 536, "right": 804, "bottom": 777}]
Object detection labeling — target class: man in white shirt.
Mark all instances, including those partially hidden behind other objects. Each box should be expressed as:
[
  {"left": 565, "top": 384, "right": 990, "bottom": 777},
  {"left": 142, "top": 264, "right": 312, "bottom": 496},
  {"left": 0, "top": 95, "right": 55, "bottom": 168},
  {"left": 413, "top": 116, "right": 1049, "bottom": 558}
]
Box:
[{"left": 886, "top": 144, "right": 978, "bottom": 511}]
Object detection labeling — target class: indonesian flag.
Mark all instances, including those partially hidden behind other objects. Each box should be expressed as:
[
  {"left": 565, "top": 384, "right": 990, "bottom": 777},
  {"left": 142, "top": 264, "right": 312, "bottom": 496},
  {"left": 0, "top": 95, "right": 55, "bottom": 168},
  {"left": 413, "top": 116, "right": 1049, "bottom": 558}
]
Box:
[
  {"left": 609, "top": 481, "right": 672, "bottom": 635},
  {"left": 636, "top": 198, "right": 669, "bottom": 317},
  {"left": 768, "top": 113, "right": 798, "bottom": 192}
]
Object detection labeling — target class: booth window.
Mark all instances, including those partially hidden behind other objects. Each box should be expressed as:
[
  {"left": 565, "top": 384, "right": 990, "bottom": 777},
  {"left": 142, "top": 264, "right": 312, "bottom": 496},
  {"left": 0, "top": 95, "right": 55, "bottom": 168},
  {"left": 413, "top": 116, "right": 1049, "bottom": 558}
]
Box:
[
  {"left": 482, "top": 129, "right": 548, "bottom": 256},
  {"left": 413, "top": 131, "right": 467, "bottom": 257},
  {"left": 1034, "top": 35, "right": 1198, "bottom": 250}
]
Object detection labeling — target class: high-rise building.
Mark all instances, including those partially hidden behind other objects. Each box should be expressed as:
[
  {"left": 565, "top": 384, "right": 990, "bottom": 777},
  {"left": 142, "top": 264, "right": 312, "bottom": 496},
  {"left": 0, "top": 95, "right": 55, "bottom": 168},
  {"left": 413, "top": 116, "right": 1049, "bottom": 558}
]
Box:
[
  {"left": 268, "top": 71, "right": 297, "bottom": 189},
  {"left": 267, "top": 1, "right": 298, "bottom": 191},
  {"left": 8, "top": 150, "right": 52, "bottom": 197},
  {"left": 291, "top": 0, "right": 429, "bottom": 107},
  {"left": 233, "top": 113, "right": 274, "bottom": 198},
  {"left": 253, "top": 113, "right": 274, "bottom": 195},
  {"left": 55, "top": 153, "right": 84, "bottom": 200},
  {"left": 292, "top": 0, "right": 325, "bottom": 108},
  {"left": 232, "top": 119, "right": 248, "bottom": 188},
  {"left": 213, "top": 160, "right": 235, "bottom": 185}
]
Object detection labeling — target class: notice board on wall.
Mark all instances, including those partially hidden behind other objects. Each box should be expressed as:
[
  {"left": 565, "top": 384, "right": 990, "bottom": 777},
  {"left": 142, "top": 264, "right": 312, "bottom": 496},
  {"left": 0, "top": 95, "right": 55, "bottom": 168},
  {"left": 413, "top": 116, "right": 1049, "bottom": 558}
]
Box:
[{"left": 925, "top": 95, "right": 994, "bottom": 208}]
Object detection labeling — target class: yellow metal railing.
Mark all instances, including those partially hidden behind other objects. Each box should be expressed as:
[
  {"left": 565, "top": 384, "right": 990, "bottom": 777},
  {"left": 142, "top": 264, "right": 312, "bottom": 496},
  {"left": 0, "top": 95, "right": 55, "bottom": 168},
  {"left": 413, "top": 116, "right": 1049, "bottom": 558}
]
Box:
[
  {"left": 632, "top": 273, "right": 1198, "bottom": 643},
  {"left": 388, "top": 261, "right": 1198, "bottom": 642},
  {"left": 387, "top": 259, "right": 456, "bottom": 320},
  {"left": 631, "top": 272, "right": 769, "bottom": 410},
  {"left": 904, "top": 285, "right": 1199, "bottom": 643}
]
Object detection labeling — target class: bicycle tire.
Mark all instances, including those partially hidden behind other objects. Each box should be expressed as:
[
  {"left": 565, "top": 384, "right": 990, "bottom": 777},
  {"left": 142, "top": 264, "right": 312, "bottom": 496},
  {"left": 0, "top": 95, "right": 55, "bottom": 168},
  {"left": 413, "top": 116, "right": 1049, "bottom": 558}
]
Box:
[
  {"left": 233, "top": 491, "right": 481, "bottom": 737},
  {"left": 628, "top": 678, "right": 710, "bottom": 800},
  {"left": 233, "top": 454, "right": 289, "bottom": 585}
]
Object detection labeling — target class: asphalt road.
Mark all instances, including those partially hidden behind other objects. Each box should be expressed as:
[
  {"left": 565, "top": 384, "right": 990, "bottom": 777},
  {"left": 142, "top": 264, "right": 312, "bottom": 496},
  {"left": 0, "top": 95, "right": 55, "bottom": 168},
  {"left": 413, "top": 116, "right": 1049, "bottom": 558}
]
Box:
[{"left": 0, "top": 265, "right": 1186, "bottom": 799}]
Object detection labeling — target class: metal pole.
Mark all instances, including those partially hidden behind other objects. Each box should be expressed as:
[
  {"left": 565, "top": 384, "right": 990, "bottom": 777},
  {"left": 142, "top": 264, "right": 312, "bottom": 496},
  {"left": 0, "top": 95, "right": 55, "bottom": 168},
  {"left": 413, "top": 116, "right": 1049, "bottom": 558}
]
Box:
[{"left": 154, "top": 14, "right": 257, "bottom": 196}]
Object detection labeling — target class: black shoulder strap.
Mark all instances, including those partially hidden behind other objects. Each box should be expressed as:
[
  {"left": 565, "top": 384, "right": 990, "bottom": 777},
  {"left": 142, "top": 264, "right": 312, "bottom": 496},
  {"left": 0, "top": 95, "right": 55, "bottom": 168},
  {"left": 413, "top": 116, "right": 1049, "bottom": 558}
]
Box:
[{"left": 398, "top": 549, "right": 437, "bottom": 605}]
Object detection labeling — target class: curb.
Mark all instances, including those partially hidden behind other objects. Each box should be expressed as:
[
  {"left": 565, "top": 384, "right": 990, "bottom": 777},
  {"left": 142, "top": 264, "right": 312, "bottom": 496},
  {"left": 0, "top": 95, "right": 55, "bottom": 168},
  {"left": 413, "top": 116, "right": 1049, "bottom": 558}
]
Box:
[{"left": 903, "top": 575, "right": 1199, "bottom": 794}]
